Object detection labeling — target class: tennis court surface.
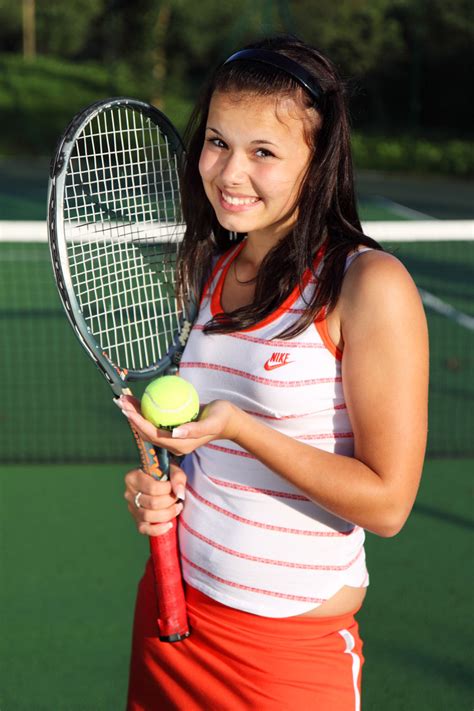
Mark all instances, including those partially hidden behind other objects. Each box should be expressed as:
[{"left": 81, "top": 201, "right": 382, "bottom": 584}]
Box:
[{"left": 1, "top": 164, "right": 473, "bottom": 709}]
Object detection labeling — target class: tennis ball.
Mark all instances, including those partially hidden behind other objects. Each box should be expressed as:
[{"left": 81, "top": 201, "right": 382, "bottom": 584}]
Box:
[{"left": 141, "top": 375, "right": 200, "bottom": 429}]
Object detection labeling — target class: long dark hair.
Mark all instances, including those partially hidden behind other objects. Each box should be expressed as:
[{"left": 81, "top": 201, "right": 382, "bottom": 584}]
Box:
[{"left": 178, "top": 35, "right": 382, "bottom": 338}]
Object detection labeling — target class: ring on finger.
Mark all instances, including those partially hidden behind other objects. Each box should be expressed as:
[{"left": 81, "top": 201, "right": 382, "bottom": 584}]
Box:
[{"left": 134, "top": 491, "right": 143, "bottom": 509}]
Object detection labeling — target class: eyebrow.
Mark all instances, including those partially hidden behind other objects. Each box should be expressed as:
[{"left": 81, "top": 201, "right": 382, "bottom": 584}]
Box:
[{"left": 206, "top": 126, "right": 278, "bottom": 147}]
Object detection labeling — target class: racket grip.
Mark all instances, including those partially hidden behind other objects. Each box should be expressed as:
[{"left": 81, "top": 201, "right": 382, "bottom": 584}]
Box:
[
  {"left": 149, "top": 524, "right": 190, "bottom": 642},
  {"left": 129, "top": 422, "right": 190, "bottom": 642}
]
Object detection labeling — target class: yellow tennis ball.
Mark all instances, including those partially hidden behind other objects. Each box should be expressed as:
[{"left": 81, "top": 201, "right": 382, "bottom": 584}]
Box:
[{"left": 141, "top": 375, "right": 200, "bottom": 429}]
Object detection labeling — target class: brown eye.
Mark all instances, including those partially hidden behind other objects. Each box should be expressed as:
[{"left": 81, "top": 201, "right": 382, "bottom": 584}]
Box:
[
  {"left": 255, "top": 148, "right": 274, "bottom": 158},
  {"left": 207, "top": 137, "right": 227, "bottom": 149}
]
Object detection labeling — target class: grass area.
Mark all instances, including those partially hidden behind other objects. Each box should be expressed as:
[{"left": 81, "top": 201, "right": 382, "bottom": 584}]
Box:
[
  {"left": 0, "top": 54, "right": 192, "bottom": 160},
  {"left": 0, "top": 54, "right": 139, "bottom": 157},
  {"left": 0, "top": 458, "right": 472, "bottom": 709}
]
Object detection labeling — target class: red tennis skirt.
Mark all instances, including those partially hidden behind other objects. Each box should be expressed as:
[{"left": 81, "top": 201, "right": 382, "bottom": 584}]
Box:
[{"left": 127, "top": 558, "right": 364, "bottom": 710}]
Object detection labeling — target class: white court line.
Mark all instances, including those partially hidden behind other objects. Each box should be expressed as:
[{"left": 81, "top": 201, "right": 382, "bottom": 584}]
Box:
[
  {"left": 419, "top": 289, "right": 474, "bottom": 331},
  {"left": 0, "top": 220, "right": 184, "bottom": 243},
  {"left": 365, "top": 220, "right": 474, "bottom": 241},
  {"left": 373, "top": 195, "right": 435, "bottom": 221},
  {"left": 0, "top": 221, "right": 47, "bottom": 241},
  {"left": 1, "top": 220, "right": 474, "bottom": 242}
]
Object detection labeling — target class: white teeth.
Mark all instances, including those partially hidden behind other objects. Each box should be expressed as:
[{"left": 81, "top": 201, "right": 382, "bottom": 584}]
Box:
[{"left": 222, "top": 192, "right": 259, "bottom": 206}]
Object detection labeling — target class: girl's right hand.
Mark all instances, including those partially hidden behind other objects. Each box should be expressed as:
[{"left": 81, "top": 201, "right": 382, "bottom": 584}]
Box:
[{"left": 124, "top": 461, "right": 187, "bottom": 537}]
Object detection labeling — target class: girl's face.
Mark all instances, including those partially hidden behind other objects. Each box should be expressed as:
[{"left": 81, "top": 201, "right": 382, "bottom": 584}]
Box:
[{"left": 199, "top": 91, "right": 314, "bottom": 245}]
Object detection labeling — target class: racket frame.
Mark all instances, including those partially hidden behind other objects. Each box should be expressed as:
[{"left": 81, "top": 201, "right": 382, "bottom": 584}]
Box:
[
  {"left": 48, "top": 97, "right": 189, "bottom": 392},
  {"left": 48, "top": 97, "right": 194, "bottom": 642}
]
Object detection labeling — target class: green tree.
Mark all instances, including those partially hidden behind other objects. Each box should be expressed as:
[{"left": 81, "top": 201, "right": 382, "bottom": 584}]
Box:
[
  {"left": 291, "top": 0, "right": 404, "bottom": 77},
  {"left": 290, "top": 0, "right": 473, "bottom": 132},
  {"left": 0, "top": 0, "right": 22, "bottom": 51},
  {"left": 386, "top": 0, "right": 474, "bottom": 130},
  {"left": 35, "top": 0, "right": 107, "bottom": 57}
]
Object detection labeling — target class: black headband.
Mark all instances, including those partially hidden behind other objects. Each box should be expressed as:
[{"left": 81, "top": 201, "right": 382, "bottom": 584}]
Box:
[{"left": 223, "top": 49, "right": 322, "bottom": 106}]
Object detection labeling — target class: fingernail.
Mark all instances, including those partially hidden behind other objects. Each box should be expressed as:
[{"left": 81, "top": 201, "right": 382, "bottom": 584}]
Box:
[
  {"left": 161, "top": 522, "right": 173, "bottom": 534},
  {"left": 175, "top": 485, "right": 186, "bottom": 501},
  {"left": 172, "top": 427, "right": 188, "bottom": 438},
  {"left": 113, "top": 398, "right": 123, "bottom": 409},
  {"left": 176, "top": 502, "right": 184, "bottom": 515}
]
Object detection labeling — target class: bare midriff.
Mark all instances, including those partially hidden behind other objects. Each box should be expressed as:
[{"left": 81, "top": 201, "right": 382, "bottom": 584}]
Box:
[{"left": 295, "top": 585, "right": 367, "bottom": 618}]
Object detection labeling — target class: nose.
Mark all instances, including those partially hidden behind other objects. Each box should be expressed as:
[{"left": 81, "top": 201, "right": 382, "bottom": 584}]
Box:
[{"left": 220, "top": 150, "right": 247, "bottom": 185}]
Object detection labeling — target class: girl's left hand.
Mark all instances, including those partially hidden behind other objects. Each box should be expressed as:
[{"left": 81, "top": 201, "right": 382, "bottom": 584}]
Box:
[{"left": 115, "top": 394, "right": 240, "bottom": 456}]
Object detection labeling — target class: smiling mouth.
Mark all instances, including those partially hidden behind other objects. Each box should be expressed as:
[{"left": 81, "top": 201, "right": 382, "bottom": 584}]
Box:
[{"left": 220, "top": 190, "right": 261, "bottom": 207}]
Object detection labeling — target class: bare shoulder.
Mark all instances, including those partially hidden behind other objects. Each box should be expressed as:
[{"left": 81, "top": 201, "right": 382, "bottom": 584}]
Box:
[
  {"left": 340, "top": 248, "right": 423, "bottom": 324},
  {"left": 343, "top": 248, "right": 415, "bottom": 290}
]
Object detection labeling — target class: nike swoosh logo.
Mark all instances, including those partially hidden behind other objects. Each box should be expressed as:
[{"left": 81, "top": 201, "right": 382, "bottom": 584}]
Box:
[{"left": 264, "top": 360, "right": 294, "bottom": 371}]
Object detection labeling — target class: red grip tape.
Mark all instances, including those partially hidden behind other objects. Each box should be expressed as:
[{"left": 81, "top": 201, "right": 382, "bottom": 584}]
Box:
[{"left": 149, "top": 521, "right": 190, "bottom": 640}]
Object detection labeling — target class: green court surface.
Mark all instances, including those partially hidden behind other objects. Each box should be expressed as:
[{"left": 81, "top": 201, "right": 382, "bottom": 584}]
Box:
[
  {"left": 0, "top": 459, "right": 472, "bottom": 710},
  {"left": 0, "top": 158, "right": 50, "bottom": 220}
]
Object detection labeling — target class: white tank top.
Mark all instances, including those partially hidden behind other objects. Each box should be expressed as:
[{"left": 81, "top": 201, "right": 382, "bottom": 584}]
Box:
[{"left": 178, "top": 242, "right": 370, "bottom": 617}]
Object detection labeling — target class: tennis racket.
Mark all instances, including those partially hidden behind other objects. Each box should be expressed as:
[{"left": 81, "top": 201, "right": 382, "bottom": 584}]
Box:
[{"left": 48, "top": 97, "right": 195, "bottom": 642}]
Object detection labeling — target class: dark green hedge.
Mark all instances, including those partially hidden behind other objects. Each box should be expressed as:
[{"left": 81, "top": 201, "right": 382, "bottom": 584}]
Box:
[
  {"left": 1, "top": 54, "right": 472, "bottom": 177},
  {"left": 352, "top": 133, "right": 474, "bottom": 179}
]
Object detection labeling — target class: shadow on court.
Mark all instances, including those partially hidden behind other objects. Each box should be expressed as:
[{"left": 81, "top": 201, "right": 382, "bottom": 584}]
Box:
[{"left": 413, "top": 503, "right": 474, "bottom": 531}]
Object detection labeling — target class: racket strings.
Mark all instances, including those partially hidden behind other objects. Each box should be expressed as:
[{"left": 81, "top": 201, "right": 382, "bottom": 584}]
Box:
[{"left": 63, "top": 106, "right": 185, "bottom": 372}]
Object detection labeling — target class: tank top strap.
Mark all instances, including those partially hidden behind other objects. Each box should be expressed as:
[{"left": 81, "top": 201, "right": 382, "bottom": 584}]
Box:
[{"left": 344, "top": 247, "right": 373, "bottom": 273}]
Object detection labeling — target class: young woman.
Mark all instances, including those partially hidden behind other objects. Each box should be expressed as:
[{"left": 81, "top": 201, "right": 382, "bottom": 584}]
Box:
[{"left": 119, "top": 35, "right": 429, "bottom": 710}]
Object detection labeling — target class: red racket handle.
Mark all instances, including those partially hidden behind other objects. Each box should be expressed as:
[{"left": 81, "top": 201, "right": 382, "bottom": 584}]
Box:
[{"left": 149, "top": 523, "right": 190, "bottom": 641}]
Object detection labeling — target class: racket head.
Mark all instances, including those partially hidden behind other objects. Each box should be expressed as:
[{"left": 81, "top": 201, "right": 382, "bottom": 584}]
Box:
[{"left": 48, "top": 97, "right": 193, "bottom": 393}]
